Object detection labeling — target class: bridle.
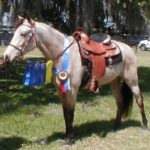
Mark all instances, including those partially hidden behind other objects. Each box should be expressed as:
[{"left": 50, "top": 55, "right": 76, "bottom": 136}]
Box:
[
  {"left": 9, "top": 22, "right": 37, "bottom": 57},
  {"left": 8, "top": 20, "right": 77, "bottom": 62}
]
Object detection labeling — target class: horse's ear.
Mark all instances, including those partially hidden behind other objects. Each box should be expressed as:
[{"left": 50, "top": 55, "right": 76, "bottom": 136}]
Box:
[
  {"left": 26, "top": 16, "right": 35, "bottom": 25},
  {"left": 22, "top": 12, "right": 33, "bottom": 25},
  {"left": 18, "top": 15, "right": 24, "bottom": 21},
  {"left": 23, "top": 13, "right": 33, "bottom": 25},
  {"left": 26, "top": 15, "right": 31, "bottom": 22},
  {"left": 15, "top": 15, "right": 24, "bottom": 29}
]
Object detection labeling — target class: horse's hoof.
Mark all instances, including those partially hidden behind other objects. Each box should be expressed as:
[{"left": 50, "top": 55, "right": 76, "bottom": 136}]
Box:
[
  {"left": 64, "top": 133, "right": 74, "bottom": 145},
  {"left": 111, "top": 128, "right": 117, "bottom": 133},
  {"left": 111, "top": 126, "right": 120, "bottom": 133},
  {"left": 64, "top": 137, "right": 75, "bottom": 145},
  {"left": 142, "top": 125, "right": 149, "bottom": 131},
  {"left": 64, "top": 138, "right": 72, "bottom": 145},
  {"left": 112, "top": 124, "right": 121, "bottom": 132},
  {"left": 37, "top": 139, "right": 48, "bottom": 145}
]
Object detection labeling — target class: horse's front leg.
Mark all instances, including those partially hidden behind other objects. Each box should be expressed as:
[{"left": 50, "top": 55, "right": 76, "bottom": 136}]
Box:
[
  {"left": 110, "top": 78, "right": 123, "bottom": 130},
  {"left": 63, "top": 103, "right": 75, "bottom": 144},
  {"left": 57, "top": 87, "right": 77, "bottom": 144}
]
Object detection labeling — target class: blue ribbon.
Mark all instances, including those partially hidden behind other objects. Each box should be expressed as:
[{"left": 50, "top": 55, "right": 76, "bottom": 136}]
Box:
[
  {"left": 53, "top": 36, "right": 70, "bottom": 92},
  {"left": 23, "top": 60, "right": 46, "bottom": 86}
]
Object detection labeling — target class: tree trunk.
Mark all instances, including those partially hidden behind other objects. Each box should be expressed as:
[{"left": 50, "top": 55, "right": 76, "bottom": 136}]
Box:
[
  {"left": 9, "top": 0, "right": 15, "bottom": 26},
  {"left": 75, "top": 0, "right": 82, "bottom": 28},
  {"left": 0, "top": 2, "right": 2, "bottom": 25}
]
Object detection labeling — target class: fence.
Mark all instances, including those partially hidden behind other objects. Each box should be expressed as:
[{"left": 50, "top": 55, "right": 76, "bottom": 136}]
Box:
[
  {"left": 0, "top": 61, "right": 24, "bottom": 93},
  {"left": 0, "top": 31, "right": 13, "bottom": 45},
  {"left": 0, "top": 26, "right": 14, "bottom": 45},
  {"left": 0, "top": 58, "right": 46, "bottom": 93}
]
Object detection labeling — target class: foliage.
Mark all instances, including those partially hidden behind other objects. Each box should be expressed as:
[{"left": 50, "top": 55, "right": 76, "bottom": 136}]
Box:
[{"left": 0, "top": 0, "right": 150, "bottom": 35}]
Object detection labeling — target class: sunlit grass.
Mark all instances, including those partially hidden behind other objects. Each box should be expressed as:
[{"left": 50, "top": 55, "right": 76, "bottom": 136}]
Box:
[{"left": 0, "top": 47, "right": 150, "bottom": 150}]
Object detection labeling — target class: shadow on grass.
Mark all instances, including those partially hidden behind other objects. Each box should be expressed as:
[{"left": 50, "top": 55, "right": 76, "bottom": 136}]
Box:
[
  {"left": 37, "top": 119, "right": 141, "bottom": 144},
  {"left": 78, "top": 84, "right": 111, "bottom": 101},
  {"left": 0, "top": 62, "right": 150, "bottom": 116},
  {"left": 0, "top": 84, "right": 59, "bottom": 115},
  {"left": 0, "top": 136, "right": 29, "bottom": 150},
  {"left": 0, "top": 83, "right": 110, "bottom": 116},
  {"left": 0, "top": 120, "right": 142, "bottom": 148}
]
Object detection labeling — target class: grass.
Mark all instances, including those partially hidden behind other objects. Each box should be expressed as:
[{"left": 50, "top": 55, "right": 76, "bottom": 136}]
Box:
[{"left": 0, "top": 47, "right": 150, "bottom": 150}]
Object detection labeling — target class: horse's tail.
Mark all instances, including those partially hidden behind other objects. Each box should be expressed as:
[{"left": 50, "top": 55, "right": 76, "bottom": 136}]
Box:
[{"left": 121, "top": 82, "right": 133, "bottom": 118}]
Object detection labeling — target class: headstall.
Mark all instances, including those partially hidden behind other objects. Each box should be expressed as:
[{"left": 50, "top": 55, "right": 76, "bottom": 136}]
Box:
[{"left": 9, "top": 22, "right": 37, "bottom": 57}]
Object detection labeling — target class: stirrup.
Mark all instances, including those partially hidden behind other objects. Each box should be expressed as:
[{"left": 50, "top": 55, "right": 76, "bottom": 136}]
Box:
[{"left": 89, "top": 78, "right": 99, "bottom": 94}]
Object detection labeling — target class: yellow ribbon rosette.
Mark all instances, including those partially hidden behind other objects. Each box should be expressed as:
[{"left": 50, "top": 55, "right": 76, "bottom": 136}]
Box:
[{"left": 45, "top": 60, "right": 53, "bottom": 84}]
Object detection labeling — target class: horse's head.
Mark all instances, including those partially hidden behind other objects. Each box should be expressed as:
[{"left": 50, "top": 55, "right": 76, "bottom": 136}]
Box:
[{"left": 4, "top": 16, "right": 37, "bottom": 62}]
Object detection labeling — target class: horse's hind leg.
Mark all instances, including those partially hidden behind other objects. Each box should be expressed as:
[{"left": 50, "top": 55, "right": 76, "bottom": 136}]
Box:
[
  {"left": 110, "top": 78, "right": 123, "bottom": 130},
  {"left": 136, "top": 92, "right": 148, "bottom": 129},
  {"left": 124, "top": 75, "right": 148, "bottom": 129},
  {"left": 128, "top": 84, "right": 148, "bottom": 128}
]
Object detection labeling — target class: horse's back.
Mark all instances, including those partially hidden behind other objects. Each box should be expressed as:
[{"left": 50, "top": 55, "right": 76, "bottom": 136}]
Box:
[
  {"left": 112, "top": 40, "right": 137, "bottom": 65},
  {"left": 99, "top": 40, "right": 137, "bottom": 85}
]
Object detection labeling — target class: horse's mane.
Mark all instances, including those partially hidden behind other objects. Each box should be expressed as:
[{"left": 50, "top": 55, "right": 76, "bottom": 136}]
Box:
[{"left": 36, "top": 21, "right": 64, "bottom": 38}]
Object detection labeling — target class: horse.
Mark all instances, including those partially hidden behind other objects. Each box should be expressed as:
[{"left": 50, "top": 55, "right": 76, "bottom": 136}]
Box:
[{"left": 3, "top": 16, "right": 148, "bottom": 144}]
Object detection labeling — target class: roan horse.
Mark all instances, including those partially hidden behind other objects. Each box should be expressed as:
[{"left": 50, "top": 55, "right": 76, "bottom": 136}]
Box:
[{"left": 4, "top": 16, "right": 148, "bottom": 144}]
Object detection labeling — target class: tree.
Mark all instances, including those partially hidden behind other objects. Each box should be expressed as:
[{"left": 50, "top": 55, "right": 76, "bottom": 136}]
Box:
[{"left": 0, "top": 0, "right": 149, "bottom": 35}]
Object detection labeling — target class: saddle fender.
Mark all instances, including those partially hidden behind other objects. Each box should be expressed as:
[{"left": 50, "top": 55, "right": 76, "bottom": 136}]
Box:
[{"left": 92, "top": 55, "right": 105, "bottom": 80}]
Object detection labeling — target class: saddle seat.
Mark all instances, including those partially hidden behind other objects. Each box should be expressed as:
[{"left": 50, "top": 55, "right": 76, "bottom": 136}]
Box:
[
  {"left": 73, "top": 31, "right": 120, "bottom": 57},
  {"left": 73, "top": 31, "right": 121, "bottom": 93}
]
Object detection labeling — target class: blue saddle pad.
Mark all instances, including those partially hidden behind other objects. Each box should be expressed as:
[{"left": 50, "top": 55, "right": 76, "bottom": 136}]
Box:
[{"left": 23, "top": 60, "right": 46, "bottom": 86}]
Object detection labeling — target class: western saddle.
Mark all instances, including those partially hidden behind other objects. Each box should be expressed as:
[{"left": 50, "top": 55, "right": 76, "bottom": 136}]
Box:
[{"left": 73, "top": 31, "right": 122, "bottom": 93}]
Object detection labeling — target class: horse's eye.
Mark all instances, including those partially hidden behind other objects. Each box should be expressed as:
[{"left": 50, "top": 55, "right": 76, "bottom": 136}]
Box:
[{"left": 20, "top": 33, "right": 26, "bottom": 37}]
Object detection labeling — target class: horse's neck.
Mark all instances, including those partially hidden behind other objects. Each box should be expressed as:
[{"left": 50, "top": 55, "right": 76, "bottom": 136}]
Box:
[{"left": 36, "top": 22, "right": 65, "bottom": 61}]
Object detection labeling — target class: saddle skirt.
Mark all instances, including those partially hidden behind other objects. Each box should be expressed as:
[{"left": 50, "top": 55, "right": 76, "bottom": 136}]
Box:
[{"left": 73, "top": 31, "right": 122, "bottom": 81}]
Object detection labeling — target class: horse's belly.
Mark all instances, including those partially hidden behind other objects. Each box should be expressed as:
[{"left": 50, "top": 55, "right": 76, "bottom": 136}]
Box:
[{"left": 99, "top": 63, "right": 123, "bottom": 85}]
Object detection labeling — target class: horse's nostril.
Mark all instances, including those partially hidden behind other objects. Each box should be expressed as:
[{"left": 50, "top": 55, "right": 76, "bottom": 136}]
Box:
[{"left": 4, "top": 54, "right": 9, "bottom": 62}]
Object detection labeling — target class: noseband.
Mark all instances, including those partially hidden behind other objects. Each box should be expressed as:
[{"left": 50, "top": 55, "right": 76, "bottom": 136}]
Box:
[{"left": 9, "top": 22, "right": 37, "bottom": 57}]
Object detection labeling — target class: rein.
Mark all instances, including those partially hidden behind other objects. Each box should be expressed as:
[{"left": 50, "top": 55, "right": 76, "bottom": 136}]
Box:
[{"left": 9, "top": 22, "right": 37, "bottom": 57}]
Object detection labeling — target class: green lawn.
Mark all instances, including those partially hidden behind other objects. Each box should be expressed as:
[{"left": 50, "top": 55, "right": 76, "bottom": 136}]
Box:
[{"left": 0, "top": 47, "right": 150, "bottom": 150}]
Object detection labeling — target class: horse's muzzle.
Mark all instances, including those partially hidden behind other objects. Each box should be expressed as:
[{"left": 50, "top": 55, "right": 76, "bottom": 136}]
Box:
[
  {"left": 4, "top": 53, "right": 14, "bottom": 63},
  {"left": 4, "top": 54, "right": 9, "bottom": 63}
]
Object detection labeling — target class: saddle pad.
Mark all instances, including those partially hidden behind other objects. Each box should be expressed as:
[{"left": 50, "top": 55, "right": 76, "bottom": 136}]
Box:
[{"left": 105, "top": 51, "right": 122, "bottom": 66}]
